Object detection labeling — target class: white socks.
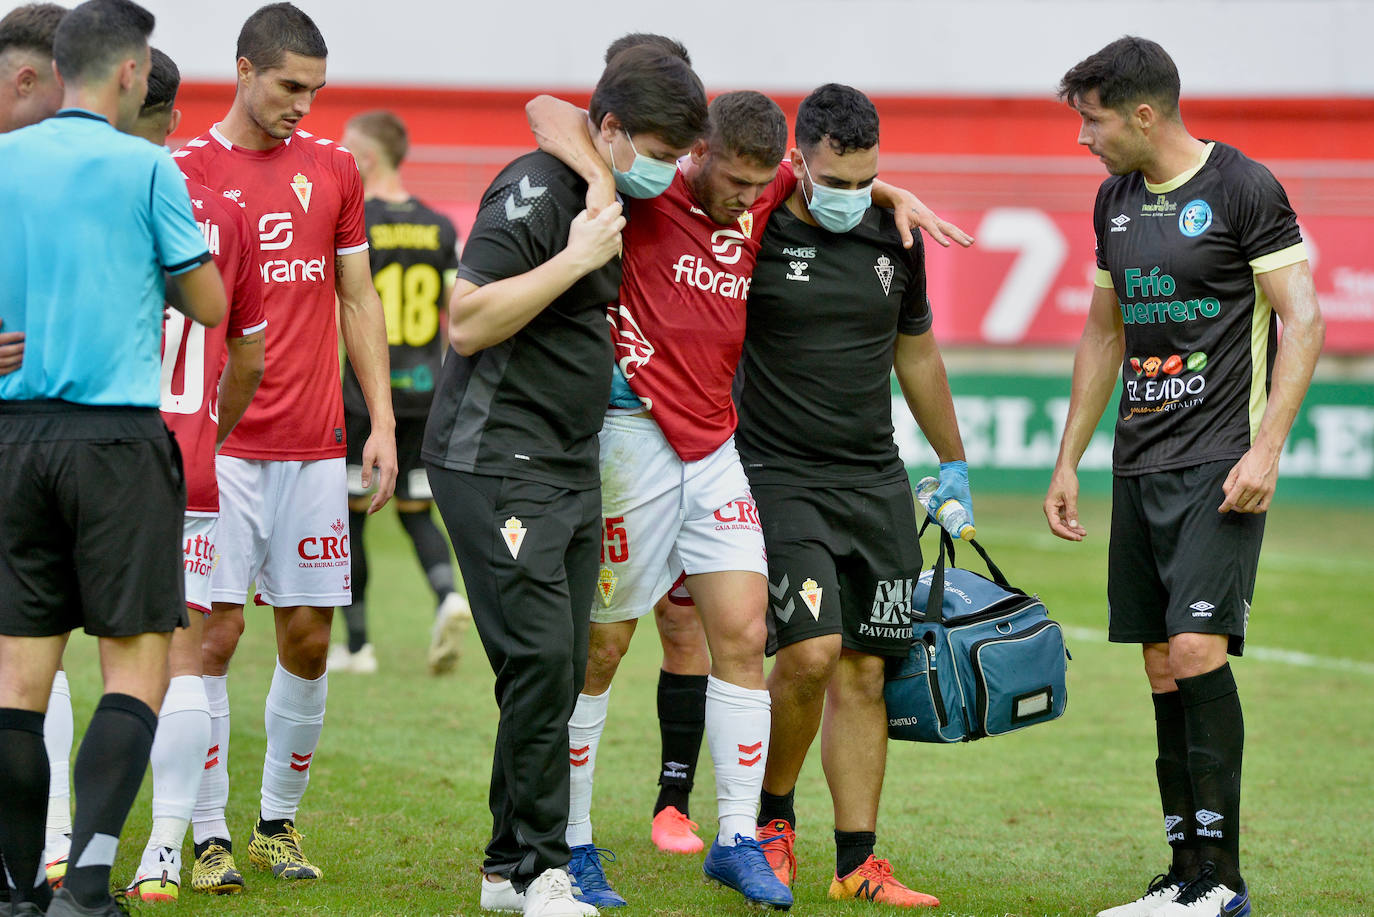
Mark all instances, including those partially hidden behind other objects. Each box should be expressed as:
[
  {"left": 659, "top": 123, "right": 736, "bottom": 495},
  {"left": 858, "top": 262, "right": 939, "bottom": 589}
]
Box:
[
  {"left": 565, "top": 689, "right": 610, "bottom": 849},
  {"left": 44, "top": 670, "right": 74, "bottom": 857},
  {"left": 704, "top": 675, "right": 770, "bottom": 845},
  {"left": 147, "top": 675, "right": 211, "bottom": 851},
  {"left": 192, "top": 674, "right": 231, "bottom": 844},
  {"left": 260, "top": 660, "right": 327, "bottom": 821}
]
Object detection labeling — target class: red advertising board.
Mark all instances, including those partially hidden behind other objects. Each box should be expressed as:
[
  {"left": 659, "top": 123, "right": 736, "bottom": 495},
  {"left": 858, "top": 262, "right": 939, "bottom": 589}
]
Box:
[
  {"left": 170, "top": 82, "right": 1374, "bottom": 352},
  {"left": 919, "top": 210, "right": 1374, "bottom": 351}
]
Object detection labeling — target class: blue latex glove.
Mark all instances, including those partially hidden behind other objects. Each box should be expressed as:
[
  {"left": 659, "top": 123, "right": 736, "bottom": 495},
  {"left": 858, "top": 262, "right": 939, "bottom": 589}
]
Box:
[{"left": 934, "top": 460, "right": 974, "bottom": 529}]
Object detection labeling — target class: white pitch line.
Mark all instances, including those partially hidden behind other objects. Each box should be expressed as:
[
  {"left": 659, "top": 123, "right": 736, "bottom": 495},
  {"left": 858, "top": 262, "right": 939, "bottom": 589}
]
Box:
[{"left": 1061, "top": 626, "right": 1374, "bottom": 677}]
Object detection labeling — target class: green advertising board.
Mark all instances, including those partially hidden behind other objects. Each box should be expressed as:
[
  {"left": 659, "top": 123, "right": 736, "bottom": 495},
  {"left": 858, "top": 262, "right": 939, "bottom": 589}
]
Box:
[{"left": 893, "top": 373, "right": 1374, "bottom": 504}]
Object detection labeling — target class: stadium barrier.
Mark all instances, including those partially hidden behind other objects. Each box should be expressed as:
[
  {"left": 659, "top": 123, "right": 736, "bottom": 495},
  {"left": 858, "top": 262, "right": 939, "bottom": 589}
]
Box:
[{"left": 893, "top": 370, "right": 1374, "bottom": 504}]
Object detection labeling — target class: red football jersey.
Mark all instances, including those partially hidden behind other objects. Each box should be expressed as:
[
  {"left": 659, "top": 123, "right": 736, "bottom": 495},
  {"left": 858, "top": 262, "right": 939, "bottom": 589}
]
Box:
[
  {"left": 173, "top": 125, "right": 368, "bottom": 460},
  {"left": 161, "top": 182, "right": 267, "bottom": 513},
  {"left": 615, "top": 166, "right": 794, "bottom": 461}
]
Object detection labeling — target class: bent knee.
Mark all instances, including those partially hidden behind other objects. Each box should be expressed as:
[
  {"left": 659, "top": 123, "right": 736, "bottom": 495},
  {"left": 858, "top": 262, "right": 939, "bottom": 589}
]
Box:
[{"left": 773, "top": 638, "right": 842, "bottom": 694}]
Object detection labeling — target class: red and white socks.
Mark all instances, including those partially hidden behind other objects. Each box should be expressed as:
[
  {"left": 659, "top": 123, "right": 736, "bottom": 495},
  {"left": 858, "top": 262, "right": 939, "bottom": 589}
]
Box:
[{"left": 704, "top": 676, "right": 770, "bottom": 845}]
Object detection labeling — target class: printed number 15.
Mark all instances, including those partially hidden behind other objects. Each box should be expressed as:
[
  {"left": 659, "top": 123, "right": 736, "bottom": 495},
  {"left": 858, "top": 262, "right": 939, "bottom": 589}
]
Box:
[{"left": 602, "top": 516, "right": 629, "bottom": 564}]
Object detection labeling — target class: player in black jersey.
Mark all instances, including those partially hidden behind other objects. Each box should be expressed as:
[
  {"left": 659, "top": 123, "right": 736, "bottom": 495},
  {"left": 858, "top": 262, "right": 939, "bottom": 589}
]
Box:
[
  {"left": 736, "top": 84, "right": 969, "bottom": 908},
  {"left": 1047, "top": 38, "right": 1325, "bottom": 917},
  {"left": 421, "top": 46, "right": 706, "bottom": 917},
  {"left": 329, "top": 110, "right": 471, "bottom": 678}
]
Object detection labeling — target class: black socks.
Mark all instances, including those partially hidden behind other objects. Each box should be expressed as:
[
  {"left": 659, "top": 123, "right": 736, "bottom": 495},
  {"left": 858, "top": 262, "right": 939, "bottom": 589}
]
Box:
[
  {"left": 1153, "top": 690, "right": 1202, "bottom": 880},
  {"left": 1177, "top": 663, "right": 1244, "bottom": 891},
  {"left": 344, "top": 508, "right": 370, "bottom": 651},
  {"left": 0, "top": 708, "right": 51, "bottom": 910},
  {"left": 65, "top": 694, "right": 158, "bottom": 908},
  {"left": 397, "top": 509, "right": 454, "bottom": 605},
  {"left": 757, "top": 788, "right": 796, "bottom": 829},
  {"left": 835, "top": 829, "right": 876, "bottom": 879},
  {"left": 654, "top": 670, "right": 707, "bottom": 818}
]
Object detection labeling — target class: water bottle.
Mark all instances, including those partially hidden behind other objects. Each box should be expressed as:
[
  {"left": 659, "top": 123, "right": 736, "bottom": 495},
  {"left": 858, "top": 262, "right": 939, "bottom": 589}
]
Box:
[{"left": 914, "top": 476, "right": 976, "bottom": 541}]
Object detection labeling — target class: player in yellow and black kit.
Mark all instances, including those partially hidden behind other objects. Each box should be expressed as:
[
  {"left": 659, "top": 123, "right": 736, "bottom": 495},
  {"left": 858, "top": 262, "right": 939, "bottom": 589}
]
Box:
[
  {"left": 1047, "top": 37, "right": 1325, "bottom": 917},
  {"left": 332, "top": 110, "right": 471, "bottom": 676}
]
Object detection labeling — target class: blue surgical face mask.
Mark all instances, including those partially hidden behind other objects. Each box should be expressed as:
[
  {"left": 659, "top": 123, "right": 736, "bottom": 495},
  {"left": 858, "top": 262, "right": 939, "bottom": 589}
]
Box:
[
  {"left": 611, "top": 132, "right": 677, "bottom": 198},
  {"left": 801, "top": 154, "right": 872, "bottom": 233}
]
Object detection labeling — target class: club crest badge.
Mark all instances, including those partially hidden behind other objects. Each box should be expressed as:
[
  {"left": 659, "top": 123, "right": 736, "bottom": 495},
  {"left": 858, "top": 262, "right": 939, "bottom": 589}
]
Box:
[
  {"left": 501, "top": 516, "right": 527, "bottom": 559},
  {"left": 738, "top": 211, "right": 753, "bottom": 238},
  {"left": 799, "top": 578, "right": 823, "bottom": 621},
  {"left": 598, "top": 566, "right": 618, "bottom": 607},
  {"left": 291, "top": 172, "right": 313, "bottom": 213},
  {"left": 874, "top": 254, "right": 894, "bottom": 295}
]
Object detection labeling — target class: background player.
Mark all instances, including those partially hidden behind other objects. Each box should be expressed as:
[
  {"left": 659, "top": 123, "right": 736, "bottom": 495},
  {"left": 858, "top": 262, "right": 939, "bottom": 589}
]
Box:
[
  {"left": 174, "top": 1, "right": 397, "bottom": 891},
  {"left": 422, "top": 44, "right": 706, "bottom": 917},
  {"left": 738, "top": 82, "right": 970, "bottom": 908},
  {"left": 0, "top": 3, "right": 78, "bottom": 892},
  {"left": 328, "top": 108, "right": 471, "bottom": 677},
  {"left": 1048, "top": 37, "right": 1324, "bottom": 917},
  {"left": 0, "top": 3, "right": 227, "bottom": 915},
  {"left": 121, "top": 47, "right": 267, "bottom": 903}
]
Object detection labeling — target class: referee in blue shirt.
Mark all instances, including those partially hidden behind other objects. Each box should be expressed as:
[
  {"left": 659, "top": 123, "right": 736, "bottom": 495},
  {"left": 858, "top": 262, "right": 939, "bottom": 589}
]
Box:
[{"left": 0, "top": 3, "right": 227, "bottom": 915}]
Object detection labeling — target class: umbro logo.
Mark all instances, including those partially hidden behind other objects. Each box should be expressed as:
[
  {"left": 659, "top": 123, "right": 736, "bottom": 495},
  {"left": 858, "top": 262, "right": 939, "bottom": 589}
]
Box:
[
  {"left": 1189, "top": 600, "right": 1215, "bottom": 612},
  {"left": 1110, "top": 213, "right": 1131, "bottom": 233},
  {"left": 1196, "top": 809, "right": 1225, "bottom": 838},
  {"left": 1164, "top": 815, "right": 1183, "bottom": 831},
  {"left": 1196, "top": 809, "right": 1224, "bottom": 826}
]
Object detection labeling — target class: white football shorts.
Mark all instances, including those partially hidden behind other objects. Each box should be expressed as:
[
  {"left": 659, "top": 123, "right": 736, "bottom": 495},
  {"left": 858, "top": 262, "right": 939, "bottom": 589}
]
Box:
[
  {"left": 592, "top": 413, "right": 766, "bottom": 624},
  {"left": 181, "top": 512, "right": 218, "bottom": 614},
  {"left": 211, "top": 456, "right": 351, "bottom": 608}
]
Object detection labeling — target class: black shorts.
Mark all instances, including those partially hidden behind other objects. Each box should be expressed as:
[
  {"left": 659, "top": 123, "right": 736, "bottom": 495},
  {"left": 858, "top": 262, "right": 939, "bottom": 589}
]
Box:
[
  {"left": 348, "top": 412, "right": 430, "bottom": 501},
  {"left": 0, "top": 404, "right": 188, "bottom": 638},
  {"left": 754, "top": 479, "right": 922, "bottom": 657},
  {"left": 1108, "top": 459, "right": 1264, "bottom": 655}
]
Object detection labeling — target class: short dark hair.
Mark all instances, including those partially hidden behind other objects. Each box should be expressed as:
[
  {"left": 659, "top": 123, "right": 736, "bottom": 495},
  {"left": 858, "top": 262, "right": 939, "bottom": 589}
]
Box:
[
  {"left": 347, "top": 109, "right": 408, "bottom": 168},
  {"left": 236, "top": 2, "right": 327, "bottom": 71},
  {"left": 0, "top": 3, "right": 66, "bottom": 57},
  {"left": 603, "top": 32, "right": 690, "bottom": 67},
  {"left": 795, "top": 83, "right": 879, "bottom": 156},
  {"left": 708, "top": 91, "right": 786, "bottom": 167},
  {"left": 52, "top": 0, "right": 152, "bottom": 85},
  {"left": 589, "top": 44, "right": 707, "bottom": 151},
  {"left": 1058, "top": 36, "right": 1181, "bottom": 118},
  {"left": 139, "top": 46, "right": 179, "bottom": 115}
]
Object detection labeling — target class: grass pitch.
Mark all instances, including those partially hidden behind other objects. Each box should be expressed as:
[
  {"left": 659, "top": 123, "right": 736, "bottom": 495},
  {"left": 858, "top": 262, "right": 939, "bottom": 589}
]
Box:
[{"left": 57, "top": 492, "right": 1373, "bottom": 916}]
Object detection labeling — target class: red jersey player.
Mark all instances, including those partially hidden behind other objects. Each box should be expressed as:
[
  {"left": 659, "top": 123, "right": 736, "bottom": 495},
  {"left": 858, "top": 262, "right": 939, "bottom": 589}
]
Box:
[
  {"left": 171, "top": 4, "right": 396, "bottom": 891},
  {"left": 123, "top": 48, "right": 267, "bottom": 903}
]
